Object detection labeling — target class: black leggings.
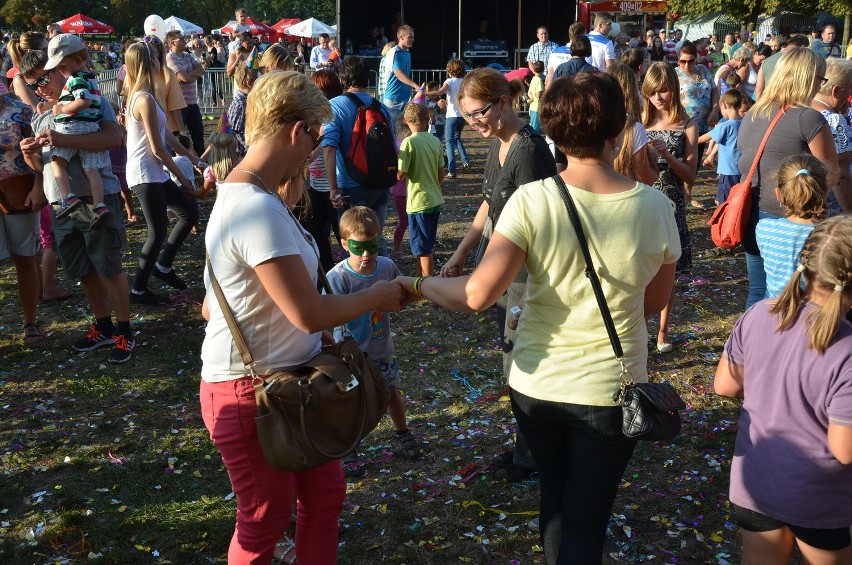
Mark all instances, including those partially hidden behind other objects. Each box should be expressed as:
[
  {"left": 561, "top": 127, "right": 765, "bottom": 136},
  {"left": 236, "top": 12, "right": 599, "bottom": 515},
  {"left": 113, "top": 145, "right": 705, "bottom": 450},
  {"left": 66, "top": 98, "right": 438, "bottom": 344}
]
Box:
[
  {"left": 132, "top": 180, "right": 199, "bottom": 292},
  {"left": 182, "top": 104, "right": 205, "bottom": 157},
  {"left": 304, "top": 187, "right": 341, "bottom": 272}
]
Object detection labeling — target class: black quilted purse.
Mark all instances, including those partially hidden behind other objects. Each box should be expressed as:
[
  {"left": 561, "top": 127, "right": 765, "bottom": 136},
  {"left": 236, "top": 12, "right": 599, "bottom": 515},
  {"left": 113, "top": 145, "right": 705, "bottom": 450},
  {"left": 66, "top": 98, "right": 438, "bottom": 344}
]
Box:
[{"left": 553, "top": 176, "right": 685, "bottom": 441}]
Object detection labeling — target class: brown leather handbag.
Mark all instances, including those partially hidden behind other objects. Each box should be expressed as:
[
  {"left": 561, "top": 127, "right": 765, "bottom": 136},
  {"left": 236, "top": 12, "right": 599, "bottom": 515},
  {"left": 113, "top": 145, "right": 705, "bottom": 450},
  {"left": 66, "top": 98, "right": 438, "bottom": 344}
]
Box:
[
  {"left": 0, "top": 174, "right": 37, "bottom": 214},
  {"left": 206, "top": 257, "right": 390, "bottom": 472}
]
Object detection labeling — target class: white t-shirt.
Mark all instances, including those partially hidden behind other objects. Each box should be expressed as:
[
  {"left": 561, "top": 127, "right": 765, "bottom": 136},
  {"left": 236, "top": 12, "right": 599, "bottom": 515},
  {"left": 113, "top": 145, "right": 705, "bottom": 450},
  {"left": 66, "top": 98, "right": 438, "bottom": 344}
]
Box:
[
  {"left": 202, "top": 183, "right": 322, "bottom": 382},
  {"left": 546, "top": 45, "right": 571, "bottom": 77},
  {"left": 443, "top": 77, "right": 463, "bottom": 118},
  {"left": 588, "top": 31, "right": 615, "bottom": 71},
  {"left": 631, "top": 121, "right": 649, "bottom": 154},
  {"left": 169, "top": 155, "right": 196, "bottom": 189}
]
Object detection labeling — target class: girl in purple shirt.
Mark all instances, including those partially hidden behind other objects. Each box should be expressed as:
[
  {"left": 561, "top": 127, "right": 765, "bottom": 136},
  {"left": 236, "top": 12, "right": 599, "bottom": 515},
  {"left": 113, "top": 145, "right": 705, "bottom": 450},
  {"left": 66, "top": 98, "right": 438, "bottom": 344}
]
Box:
[{"left": 715, "top": 215, "right": 852, "bottom": 563}]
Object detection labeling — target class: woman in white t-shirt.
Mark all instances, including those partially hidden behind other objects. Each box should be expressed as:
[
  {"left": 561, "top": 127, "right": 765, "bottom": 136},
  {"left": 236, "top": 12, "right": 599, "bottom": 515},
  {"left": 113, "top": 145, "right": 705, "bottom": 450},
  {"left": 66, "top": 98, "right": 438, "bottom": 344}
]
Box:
[
  {"left": 397, "top": 72, "right": 681, "bottom": 563},
  {"left": 427, "top": 59, "right": 470, "bottom": 177},
  {"left": 200, "top": 70, "right": 403, "bottom": 564},
  {"left": 606, "top": 63, "right": 658, "bottom": 184}
]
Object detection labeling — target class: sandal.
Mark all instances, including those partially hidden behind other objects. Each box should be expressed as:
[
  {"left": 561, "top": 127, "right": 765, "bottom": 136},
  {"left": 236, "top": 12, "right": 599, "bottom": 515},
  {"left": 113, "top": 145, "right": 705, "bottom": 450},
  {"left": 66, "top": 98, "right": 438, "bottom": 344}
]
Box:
[
  {"left": 23, "top": 323, "right": 46, "bottom": 346},
  {"left": 273, "top": 534, "right": 296, "bottom": 564}
]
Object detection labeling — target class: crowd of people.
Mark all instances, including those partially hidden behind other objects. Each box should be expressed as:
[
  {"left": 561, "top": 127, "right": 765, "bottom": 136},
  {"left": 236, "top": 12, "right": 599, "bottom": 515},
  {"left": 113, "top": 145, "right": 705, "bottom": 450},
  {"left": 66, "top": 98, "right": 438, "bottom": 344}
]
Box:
[{"left": 1, "top": 8, "right": 851, "bottom": 564}]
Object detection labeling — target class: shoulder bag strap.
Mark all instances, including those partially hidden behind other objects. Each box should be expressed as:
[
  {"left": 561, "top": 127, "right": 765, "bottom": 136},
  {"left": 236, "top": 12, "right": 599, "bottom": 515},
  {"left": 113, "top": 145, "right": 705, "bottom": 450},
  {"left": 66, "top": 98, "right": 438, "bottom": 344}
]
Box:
[
  {"left": 742, "top": 107, "right": 787, "bottom": 187},
  {"left": 551, "top": 175, "right": 623, "bottom": 360},
  {"left": 205, "top": 255, "right": 334, "bottom": 375},
  {"left": 343, "top": 92, "right": 365, "bottom": 108}
]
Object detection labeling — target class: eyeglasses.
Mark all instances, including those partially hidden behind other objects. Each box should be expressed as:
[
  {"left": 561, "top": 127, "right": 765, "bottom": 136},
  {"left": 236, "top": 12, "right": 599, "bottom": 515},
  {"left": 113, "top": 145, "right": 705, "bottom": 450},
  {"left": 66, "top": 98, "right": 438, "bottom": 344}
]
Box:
[
  {"left": 25, "top": 70, "right": 54, "bottom": 90},
  {"left": 347, "top": 237, "right": 381, "bottom": 256},
  {"left": 678, "top": 58, "right": 695, "bottom": 65},
  {"left": 304, "top": 126, "right": 323, "bottom": 149},
  {"left": 462, "top": 99, "right": 499, "bottom": 121}
]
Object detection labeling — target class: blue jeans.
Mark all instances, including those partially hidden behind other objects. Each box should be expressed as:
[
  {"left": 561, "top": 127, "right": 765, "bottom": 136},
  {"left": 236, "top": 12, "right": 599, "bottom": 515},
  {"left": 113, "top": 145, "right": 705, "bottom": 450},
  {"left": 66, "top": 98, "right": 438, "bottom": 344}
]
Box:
[
  {"left": 339, "top": 185, "right": 389, "bottom": 256},
  {"left": 511, "top": 389, "right": 636, "bottom": 564},
  {"left": 383, "top": 99, "right": 406, "bottom": 130},
  {"left": 743, "top": 207, "right": 779, "bottom": 309},
  {"left": 444, "top": 117, "right": 469, "bottom": 174}
]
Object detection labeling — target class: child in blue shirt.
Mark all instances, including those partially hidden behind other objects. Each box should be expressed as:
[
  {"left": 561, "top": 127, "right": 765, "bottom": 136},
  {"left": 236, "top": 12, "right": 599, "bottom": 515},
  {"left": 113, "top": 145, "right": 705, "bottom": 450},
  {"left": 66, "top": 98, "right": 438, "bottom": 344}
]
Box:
[
  {"left": 699, "top": 89, "right": 744, "bottom": 205},
  {"left": 756, "top": 154, "right": 827, "bottom": 299},
  {"left": 327, "top": 206, "right": 420, "bottom": 477}
]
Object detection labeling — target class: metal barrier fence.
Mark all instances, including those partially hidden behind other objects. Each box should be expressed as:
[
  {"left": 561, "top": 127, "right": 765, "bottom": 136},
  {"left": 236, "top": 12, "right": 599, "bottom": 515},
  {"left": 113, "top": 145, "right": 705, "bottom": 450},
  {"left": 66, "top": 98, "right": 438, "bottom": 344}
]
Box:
[{"left": 99, "top": 67, "right": 452, "bottom": 116}]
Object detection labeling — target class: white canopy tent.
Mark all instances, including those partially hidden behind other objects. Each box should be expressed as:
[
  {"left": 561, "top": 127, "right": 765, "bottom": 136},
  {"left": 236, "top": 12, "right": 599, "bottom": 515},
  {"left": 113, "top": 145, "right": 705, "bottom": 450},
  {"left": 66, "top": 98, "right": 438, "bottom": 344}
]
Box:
[
  {"left": 164, "top": 16, "right": 204, "bottom": 35},
  {"left": 284, "top": 18, "right": 337, "bottom": 38}
]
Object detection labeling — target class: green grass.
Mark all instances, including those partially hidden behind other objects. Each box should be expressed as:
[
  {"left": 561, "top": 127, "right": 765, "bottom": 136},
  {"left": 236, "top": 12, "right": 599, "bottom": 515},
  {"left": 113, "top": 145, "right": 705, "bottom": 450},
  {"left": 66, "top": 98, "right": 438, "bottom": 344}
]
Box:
[{"left": 0, "top": 130, "right": 755, "bottom": 564}]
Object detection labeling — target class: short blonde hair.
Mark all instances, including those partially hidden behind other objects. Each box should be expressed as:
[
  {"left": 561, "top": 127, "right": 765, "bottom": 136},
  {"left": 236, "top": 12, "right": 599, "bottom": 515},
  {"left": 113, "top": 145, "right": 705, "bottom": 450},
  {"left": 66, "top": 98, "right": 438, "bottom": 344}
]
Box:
[
  {"left": 234, "top": 64, "right": 258, "bottom": 90},
  {"left": 751, "top": 48, "right": 825, "bottom": 120},
  {"left": 404, "top": 102, "right": 429, "bottom": 125},
  {"left": 820, "top": 57, "right": 852, "bottom": 96},
  {"left": 339, "top": 206, "right": 380, "bottom": 241},
  {"left": 260, "top": 43, "right": 294, "bottom": 71},
  {"left": 245, "top": 71, "right": 332, "bottom": 146},
  {"left": 730, "top": 46, "right": 754, "bottom": 62}
]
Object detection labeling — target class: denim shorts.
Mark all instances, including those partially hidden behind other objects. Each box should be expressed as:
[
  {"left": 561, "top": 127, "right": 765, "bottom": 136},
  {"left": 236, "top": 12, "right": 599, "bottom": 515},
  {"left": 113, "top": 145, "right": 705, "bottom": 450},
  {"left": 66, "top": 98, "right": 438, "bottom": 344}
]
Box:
[
  {"left": 408, "top": 210, "right": 440, "bottom": 256},
  {"left": 732, "top": 504, "right": 852, "bottom": 551}
]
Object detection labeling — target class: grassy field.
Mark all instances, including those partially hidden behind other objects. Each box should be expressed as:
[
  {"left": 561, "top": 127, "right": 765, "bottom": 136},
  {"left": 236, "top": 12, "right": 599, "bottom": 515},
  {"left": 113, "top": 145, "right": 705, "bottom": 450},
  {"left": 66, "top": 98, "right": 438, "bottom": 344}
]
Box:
[{"left": 0, "top": 130, "right": 756, "bottom": 564}]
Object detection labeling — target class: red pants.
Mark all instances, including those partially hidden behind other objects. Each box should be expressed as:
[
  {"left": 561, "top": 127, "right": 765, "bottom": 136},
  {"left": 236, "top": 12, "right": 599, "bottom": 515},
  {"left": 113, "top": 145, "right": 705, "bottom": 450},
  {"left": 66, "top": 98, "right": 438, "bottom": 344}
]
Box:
[{"left": 200, "top": 377, "right": 345, "bottom": 564}]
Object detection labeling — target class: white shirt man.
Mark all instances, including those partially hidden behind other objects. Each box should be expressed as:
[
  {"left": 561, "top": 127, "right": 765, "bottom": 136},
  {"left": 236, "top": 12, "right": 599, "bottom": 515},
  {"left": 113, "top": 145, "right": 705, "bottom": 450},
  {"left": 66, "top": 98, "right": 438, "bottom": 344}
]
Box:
[
  {"left": 587, "top": 14, "right": 615, "bottom": 70},
  {"left": 310, "top": 34, "right": 333, "bottom": 69}
]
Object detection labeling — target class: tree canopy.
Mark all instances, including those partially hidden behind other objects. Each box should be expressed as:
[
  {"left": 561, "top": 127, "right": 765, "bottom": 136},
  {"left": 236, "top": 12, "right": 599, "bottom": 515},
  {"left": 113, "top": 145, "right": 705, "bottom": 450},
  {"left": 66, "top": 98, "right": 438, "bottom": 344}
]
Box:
[{"left": 667, "top": 0, "right": 850, "bottom": 29}]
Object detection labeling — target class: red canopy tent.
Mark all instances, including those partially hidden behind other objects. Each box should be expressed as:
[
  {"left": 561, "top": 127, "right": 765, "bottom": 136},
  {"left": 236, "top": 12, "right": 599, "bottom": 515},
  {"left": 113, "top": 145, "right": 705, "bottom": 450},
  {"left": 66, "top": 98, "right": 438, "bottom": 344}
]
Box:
[
  {"left": 219, "top": 17, "right": 276, "bottom": 39},
  {"left": 54, "top": 14, "right": 115, "bottom": 35},
  {"left": 271, "top": 18, "right": 301, "bottom": 41}
]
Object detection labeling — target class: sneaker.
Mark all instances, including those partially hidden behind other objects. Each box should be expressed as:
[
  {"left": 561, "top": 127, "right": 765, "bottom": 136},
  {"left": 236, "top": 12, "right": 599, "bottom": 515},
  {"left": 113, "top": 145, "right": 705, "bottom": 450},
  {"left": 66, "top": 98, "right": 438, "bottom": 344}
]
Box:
[
  {"left": 395, "top": 430, "right": 419, "bottom": 460},
  {"left": 129, "top": 290, "right": 166, "bottom": 306},
  {"left": 55, "top": 196, "right": 83, "bottom": 220},
  {"left": 527, "top": 516, "right": 540, "bottom": 531},
  {"left": 89, "top": 204, "right": 110, "bottom": 229},
  {"left": 72, "top": 323, "right": 116, "bottom": 352},
  {"left": 445, "top": 172, "right": 456, "bottom": 179},
  {"left": 152, "top": 268, "right": 187, "bottom": 290},
  {"left": 110, "top": 334, "right": 135, "bottom": 363},
  {"left": 462, "top": 162, "right": 470, "bottom": 170}
]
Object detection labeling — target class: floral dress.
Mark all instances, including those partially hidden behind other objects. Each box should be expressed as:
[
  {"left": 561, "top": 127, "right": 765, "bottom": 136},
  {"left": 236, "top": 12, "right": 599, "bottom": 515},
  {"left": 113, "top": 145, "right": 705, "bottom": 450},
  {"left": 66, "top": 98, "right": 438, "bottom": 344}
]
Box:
[
  {"left": 676, "top": 65, "right": 714, "bottom": 135},
  {"left": 821, "top": 108, "right": 852, "bottom": 217},
  {"left": 646, "top": 128, "right": 692, "bottom": 273}
]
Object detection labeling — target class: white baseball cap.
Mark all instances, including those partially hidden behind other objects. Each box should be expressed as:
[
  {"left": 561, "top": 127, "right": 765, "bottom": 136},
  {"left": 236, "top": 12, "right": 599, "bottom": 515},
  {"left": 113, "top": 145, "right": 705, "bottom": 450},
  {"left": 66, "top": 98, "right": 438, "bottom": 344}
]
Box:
[{"left": 45, "top": 34, "right": 86, "bottom": 70}]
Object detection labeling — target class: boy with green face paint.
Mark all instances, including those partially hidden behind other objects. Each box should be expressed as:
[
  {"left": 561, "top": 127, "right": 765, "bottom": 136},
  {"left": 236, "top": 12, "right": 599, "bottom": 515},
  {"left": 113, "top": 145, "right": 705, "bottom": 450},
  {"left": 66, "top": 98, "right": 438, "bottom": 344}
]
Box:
[{"left": 326, "top": 206, "right": 420, "bottom": 476}]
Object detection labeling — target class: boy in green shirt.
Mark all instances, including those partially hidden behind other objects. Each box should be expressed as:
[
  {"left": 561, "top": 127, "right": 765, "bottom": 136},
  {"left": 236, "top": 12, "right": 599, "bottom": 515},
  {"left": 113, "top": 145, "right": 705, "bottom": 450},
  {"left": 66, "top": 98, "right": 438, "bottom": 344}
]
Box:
[{"left": 397, "top": 102, "right": 445, "bottom": 276}]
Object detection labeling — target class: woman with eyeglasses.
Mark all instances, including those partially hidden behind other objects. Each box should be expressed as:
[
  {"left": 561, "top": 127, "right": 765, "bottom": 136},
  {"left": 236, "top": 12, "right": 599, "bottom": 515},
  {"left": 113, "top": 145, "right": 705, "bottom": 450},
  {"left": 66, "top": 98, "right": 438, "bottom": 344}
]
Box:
[
  {"left": 441, "top": 67, "right": 555, "bottom": 481},
  {"left": 8, "top": 31, "right": 48, "bottom": 109},
  {"left": 675, "top": 41, "right": 718, "bottom": 209},
  {"left": 738, "top": 48, "right": 846, "bottom": 309},
  {"left": 123, "top": 43, "right": 198, "bottom": 305},
  {"left": 200, "top": 70, "right": 403, "bottom": 564}
]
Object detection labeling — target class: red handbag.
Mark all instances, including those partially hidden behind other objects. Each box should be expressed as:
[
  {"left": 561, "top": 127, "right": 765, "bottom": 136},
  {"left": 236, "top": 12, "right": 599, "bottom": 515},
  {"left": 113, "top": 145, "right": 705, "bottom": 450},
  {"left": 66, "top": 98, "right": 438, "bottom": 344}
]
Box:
[{"left": 707, "top": 108, "right": 786, "bottom": 248}]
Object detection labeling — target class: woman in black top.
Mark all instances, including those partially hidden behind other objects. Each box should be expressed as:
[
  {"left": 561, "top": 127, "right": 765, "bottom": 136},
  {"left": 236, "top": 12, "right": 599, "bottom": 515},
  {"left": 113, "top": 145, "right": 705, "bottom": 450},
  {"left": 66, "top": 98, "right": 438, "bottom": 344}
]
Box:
[
  {"left": 441, "top": 68, "right": 556, "bottom": 479},
  {"left": 648, "top": 36, "right": 666, "bottom": 62}
]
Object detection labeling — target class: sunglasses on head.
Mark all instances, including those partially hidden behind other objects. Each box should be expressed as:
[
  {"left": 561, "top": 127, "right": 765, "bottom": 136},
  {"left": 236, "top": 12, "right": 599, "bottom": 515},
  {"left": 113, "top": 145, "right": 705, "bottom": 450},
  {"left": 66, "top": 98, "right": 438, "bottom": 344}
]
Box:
[
  {"left": 347, "top": 237, "right": 380, "bottom": 256},
  {"left": 25, "top": 70, "right": 54, "bottom": 90},
  {"left": 143, "top": 35, "right": 162, "bottom": 45}
]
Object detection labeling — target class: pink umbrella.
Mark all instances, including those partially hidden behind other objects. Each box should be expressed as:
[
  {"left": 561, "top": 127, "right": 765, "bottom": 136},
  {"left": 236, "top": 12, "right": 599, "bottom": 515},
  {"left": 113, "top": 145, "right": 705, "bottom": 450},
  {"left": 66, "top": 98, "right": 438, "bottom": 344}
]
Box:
[{"left": 55, "top": 13, "right": 115, "bottom": 35}]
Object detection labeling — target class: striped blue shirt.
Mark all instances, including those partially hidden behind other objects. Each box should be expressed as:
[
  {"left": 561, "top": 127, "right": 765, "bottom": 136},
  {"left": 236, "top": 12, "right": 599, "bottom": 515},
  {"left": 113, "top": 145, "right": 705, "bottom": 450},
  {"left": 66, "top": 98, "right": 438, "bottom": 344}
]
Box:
[{"left": 755, "top": 217, "right": 815, "bottom": 298}]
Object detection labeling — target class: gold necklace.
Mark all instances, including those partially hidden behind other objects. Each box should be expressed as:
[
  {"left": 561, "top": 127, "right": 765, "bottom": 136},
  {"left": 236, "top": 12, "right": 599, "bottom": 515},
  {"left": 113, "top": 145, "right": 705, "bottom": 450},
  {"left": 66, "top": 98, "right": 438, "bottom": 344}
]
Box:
[{"left": 233, "top": 168, "right": 269, "bottom": 193}]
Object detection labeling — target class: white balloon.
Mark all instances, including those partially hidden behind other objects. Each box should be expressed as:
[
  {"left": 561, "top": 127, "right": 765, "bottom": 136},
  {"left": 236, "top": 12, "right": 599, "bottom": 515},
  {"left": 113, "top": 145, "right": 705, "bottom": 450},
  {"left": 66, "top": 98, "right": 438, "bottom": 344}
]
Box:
[
  {"left": 144, "top": 15, "right": 166, "bottom": 40},
  {"left": 610, "top": 22, "right": 621, "bottom": 37}
]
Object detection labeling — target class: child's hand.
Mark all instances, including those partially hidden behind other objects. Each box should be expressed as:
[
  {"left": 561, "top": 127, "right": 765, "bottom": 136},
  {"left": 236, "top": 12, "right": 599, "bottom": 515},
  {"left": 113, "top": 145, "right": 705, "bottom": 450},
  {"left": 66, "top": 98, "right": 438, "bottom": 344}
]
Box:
[
  {"left": 36, "top": 100, "right": 56, "bottom": 114},
  {"left": 702, "top": 156, "right": 715, "bottom": 168}
]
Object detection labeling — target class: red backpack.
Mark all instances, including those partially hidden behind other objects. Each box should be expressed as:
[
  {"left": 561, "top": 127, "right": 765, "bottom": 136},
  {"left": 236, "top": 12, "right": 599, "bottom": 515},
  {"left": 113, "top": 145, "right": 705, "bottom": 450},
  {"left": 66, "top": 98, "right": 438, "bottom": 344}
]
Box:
[{"left": 343, "top": 93, "right": 398, "bottom": 189}]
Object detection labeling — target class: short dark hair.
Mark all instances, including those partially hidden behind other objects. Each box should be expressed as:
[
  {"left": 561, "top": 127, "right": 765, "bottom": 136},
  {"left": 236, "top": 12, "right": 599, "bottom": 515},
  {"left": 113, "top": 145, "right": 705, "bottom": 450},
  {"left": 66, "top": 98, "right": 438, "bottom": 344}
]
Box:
[
  {"left": 339, "top": 56, "right": 369, "bottom": 89},
  {"left": 620, "top": 48, "right": 644, "bottom": 72},
  {"left": 788, "top": 34, "right": 811, "bottom": 48},
  {"left": 19, "top": 49, "right": 47, "bottom": 79},
  {"left": 531, "top": 60, "right": 544, "bottom": 73},
  {"left": 568, "top": 22, "right": 586, "bottom": 43},
  {"left": 540, "top": 72, "right": 625, "bottom": 159},
  {"left": 679, "top": 41, "right": 697, "bottom": 57},
  {"left": 570, "top": 34, "right": 591, "bottom": 57},
  {"left": 319, "top": 33, "right": 329, "bottom": 41}
]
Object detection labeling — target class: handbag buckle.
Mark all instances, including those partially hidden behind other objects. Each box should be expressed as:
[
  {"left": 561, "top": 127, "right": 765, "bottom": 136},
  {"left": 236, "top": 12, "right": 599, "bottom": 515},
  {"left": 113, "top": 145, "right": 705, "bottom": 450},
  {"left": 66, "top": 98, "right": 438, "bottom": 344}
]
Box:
[
  {"left": 613, "top": 358, "right": 635, "bottom": 405},
  {"left": 337, "top": 375, "right": 359, "bottom": 393},
  {"left": 298, "top": 377, "right": 312, "bottom": 404}
]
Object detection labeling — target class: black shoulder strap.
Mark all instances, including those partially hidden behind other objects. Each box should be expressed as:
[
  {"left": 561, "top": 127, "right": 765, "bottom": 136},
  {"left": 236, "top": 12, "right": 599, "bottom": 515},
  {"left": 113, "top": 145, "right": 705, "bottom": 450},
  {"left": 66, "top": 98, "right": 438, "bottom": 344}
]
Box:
[
  {"left": 344, "top": 92, "right": 365, "bottom": 108},
  {"left": 551, "top": 175, "right": 624, "bottom": 359}
]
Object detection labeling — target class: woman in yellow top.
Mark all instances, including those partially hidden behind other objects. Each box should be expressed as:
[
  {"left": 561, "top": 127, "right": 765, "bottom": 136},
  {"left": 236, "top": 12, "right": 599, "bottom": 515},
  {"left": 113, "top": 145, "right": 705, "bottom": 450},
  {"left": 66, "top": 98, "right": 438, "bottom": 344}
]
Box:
[{"left": 397, "top": 72, "right": 681, "bottom": 563}]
